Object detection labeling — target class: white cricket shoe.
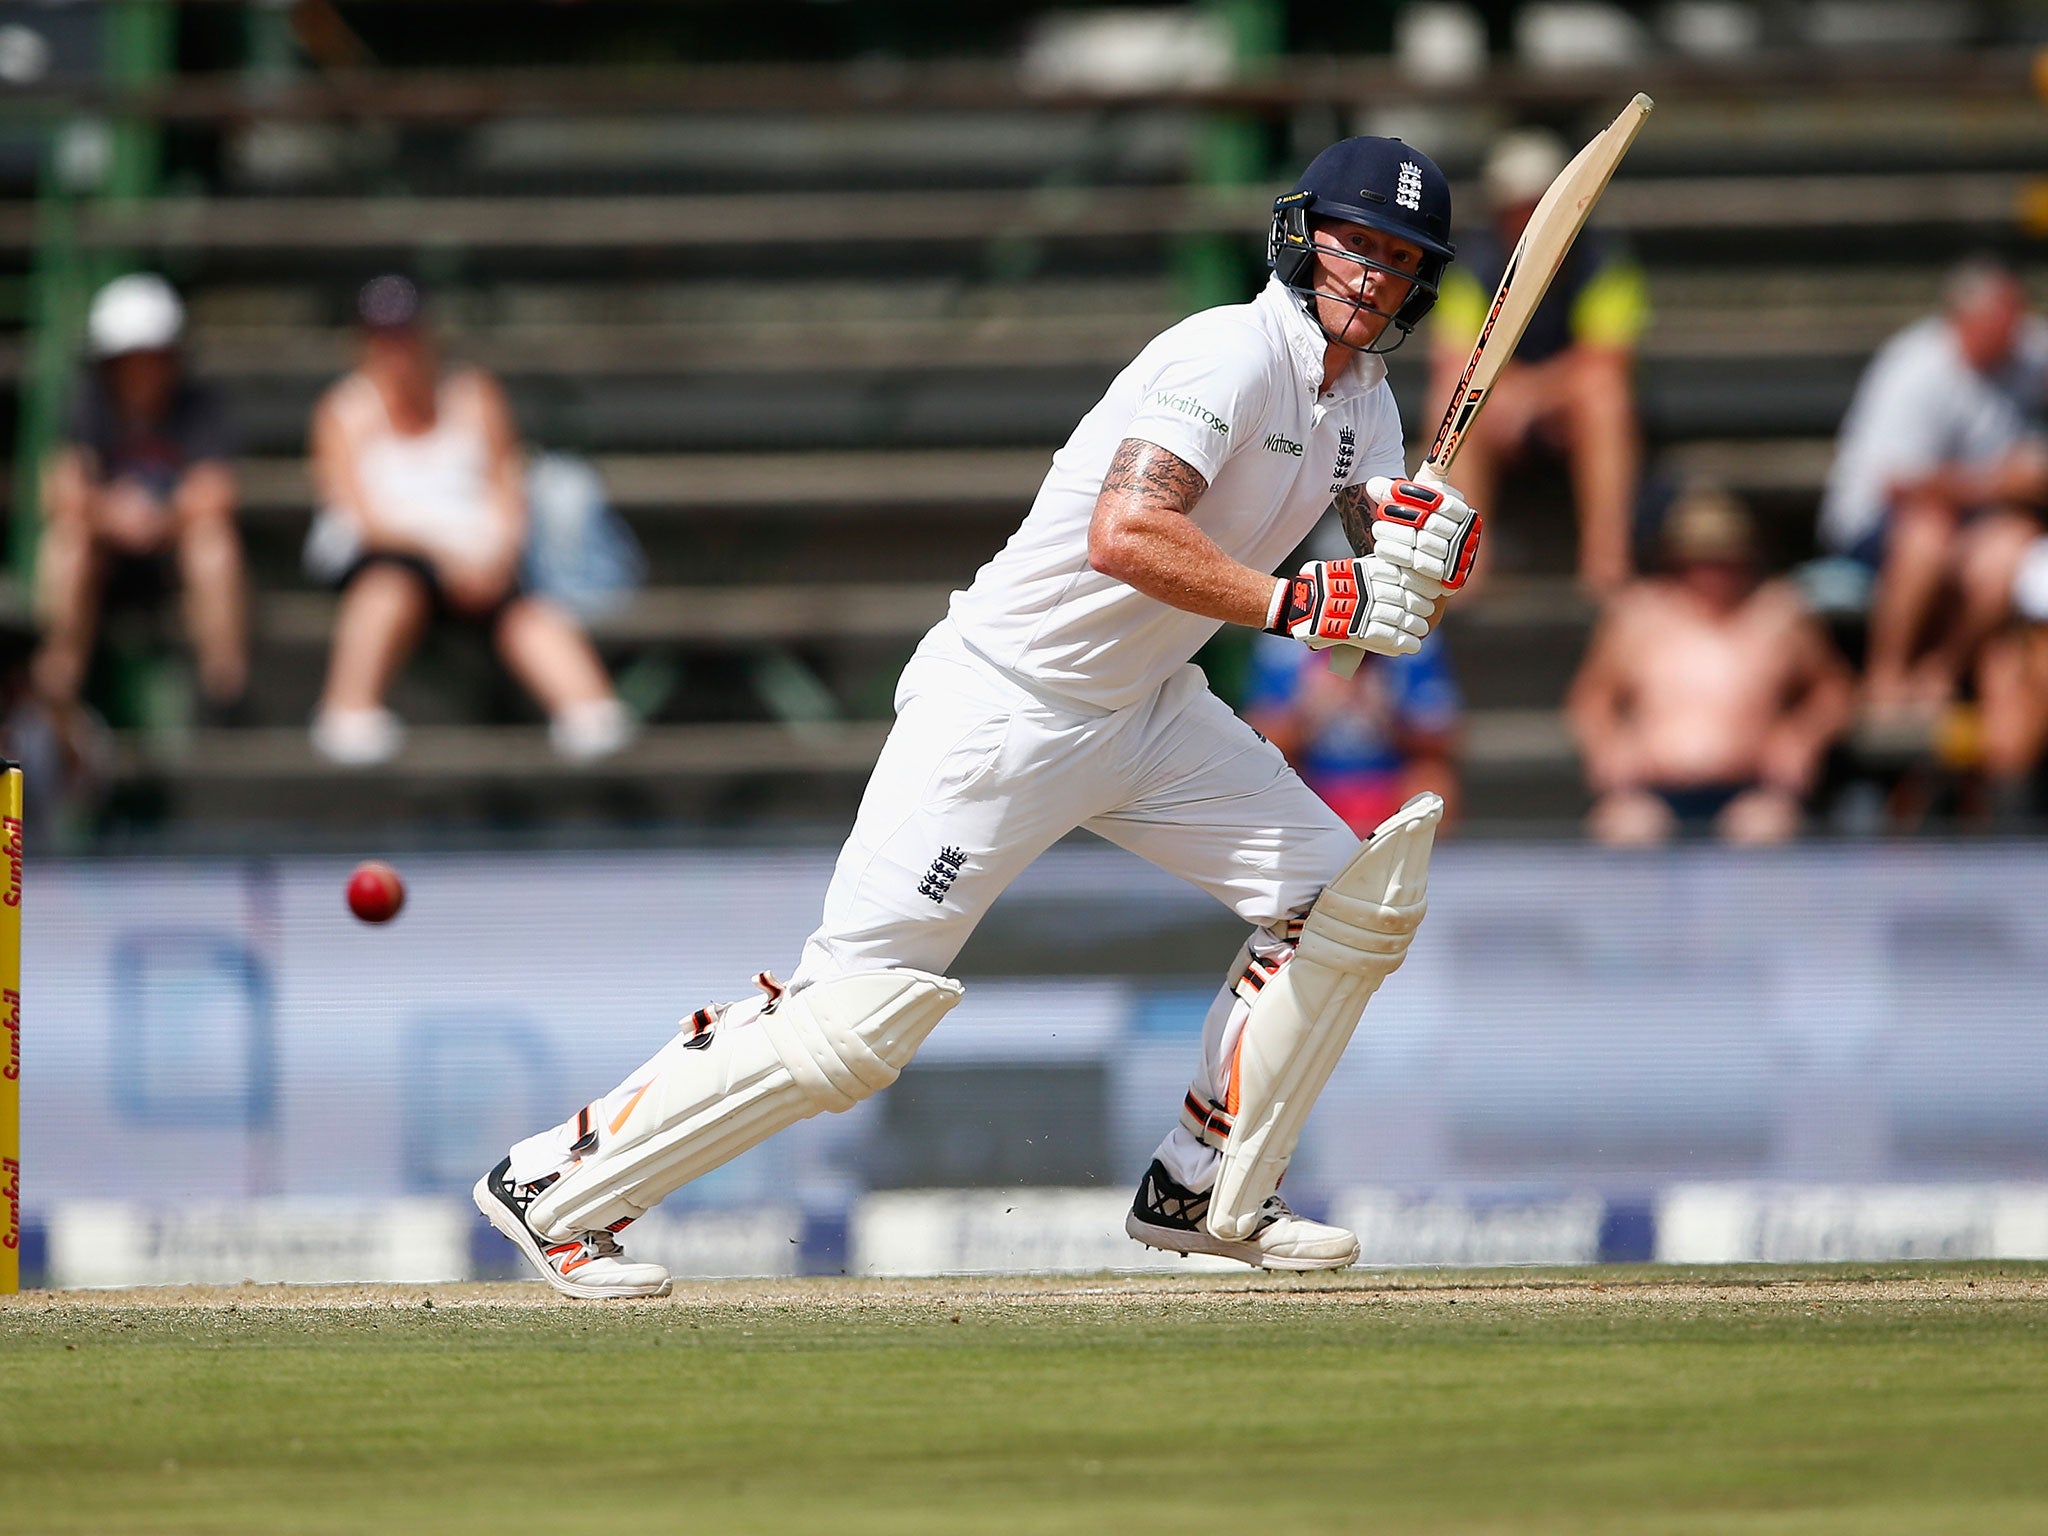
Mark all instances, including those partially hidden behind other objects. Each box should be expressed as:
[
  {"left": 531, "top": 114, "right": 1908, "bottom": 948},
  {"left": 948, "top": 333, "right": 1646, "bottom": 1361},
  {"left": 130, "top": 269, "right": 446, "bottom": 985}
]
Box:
[
  {"left": 474, "top": 1156, "right": 672, "bottom": 1300},
  {"left": 310, "top": 705, "right": 405, "bottom": 767},
  {"left": 548, "top": 698, "right": 636, "bottom": 762},
  {"left": 1125, "top": 1158, "right": 1360, "bottom": 1272}
]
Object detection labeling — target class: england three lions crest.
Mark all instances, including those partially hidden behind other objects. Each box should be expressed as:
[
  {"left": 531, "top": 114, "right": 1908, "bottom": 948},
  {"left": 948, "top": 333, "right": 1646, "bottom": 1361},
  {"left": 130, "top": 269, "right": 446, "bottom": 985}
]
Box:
[
  {"left": 1329, "top": 424, "right": 1357, "bottom": 494},
  {"left": 1395, "top": 162, "right": 1424, "bottom": 212}
]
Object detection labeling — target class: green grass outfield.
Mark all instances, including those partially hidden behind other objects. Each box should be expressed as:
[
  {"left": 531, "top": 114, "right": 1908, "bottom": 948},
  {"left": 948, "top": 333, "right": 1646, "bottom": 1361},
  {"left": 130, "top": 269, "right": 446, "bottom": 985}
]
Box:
[{"left": 4, "top": 1265, "right": 2046, "bottom": 1535}]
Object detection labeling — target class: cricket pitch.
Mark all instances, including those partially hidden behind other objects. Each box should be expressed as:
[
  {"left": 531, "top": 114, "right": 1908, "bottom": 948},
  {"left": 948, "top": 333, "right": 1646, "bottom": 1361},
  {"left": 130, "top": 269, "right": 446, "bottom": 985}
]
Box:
[{"left": 5, "top": 1264, "right": 2046, "bottom": 1534}]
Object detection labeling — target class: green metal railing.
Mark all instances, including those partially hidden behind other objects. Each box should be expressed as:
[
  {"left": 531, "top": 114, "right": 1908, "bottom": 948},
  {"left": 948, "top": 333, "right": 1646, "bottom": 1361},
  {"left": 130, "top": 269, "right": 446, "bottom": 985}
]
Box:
[
  {"left": 1175, "top": 0, "right": 1282, "bottom": 317},
  {"left": 10, "top": 0, "right": 172, "bottom": 585}
]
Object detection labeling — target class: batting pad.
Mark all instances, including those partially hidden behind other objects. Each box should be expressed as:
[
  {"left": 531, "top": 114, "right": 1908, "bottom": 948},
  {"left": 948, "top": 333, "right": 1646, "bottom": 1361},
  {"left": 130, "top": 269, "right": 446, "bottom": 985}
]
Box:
[
  {"left": 1207, "top": 792, "right": 1439, "bottom": 1241},
  {"left": 526, "top": 968, "right": 963, "bottom": 1241}
]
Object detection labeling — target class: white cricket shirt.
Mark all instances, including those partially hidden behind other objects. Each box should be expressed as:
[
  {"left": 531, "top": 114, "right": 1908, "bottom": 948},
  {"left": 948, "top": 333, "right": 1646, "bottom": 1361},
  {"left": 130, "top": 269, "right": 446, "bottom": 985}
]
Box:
[
  {"left": 1819, "top": 314, "right": 2048, "bottom": 554},
  {"left": 946, "top": 277, "right": 1408, "bottom": 711}
]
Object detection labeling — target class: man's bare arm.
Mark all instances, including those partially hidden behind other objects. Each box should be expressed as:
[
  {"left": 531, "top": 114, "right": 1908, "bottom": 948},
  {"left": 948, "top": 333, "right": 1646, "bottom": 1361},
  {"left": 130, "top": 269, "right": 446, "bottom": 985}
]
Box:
[
  {"left": 1565, "top": 602, "right": 1642, "bottom": 792},
  {"left": 311, "top": 394, "right": 428, "bottom": 558},
  {"left": 1761, "top": 609, "right": 1856, "bottom": 793},
  {"left": 40, "top": 446, "right": 96, "bottom": 530},
  {"left": 475, "top": 371, "right": 528, "bottom": 554},
  {"left": 1087, "top": 438, "right": 1282, "bottom": 629},
  {"left": 171, "top": 460, "right": 237, "bottom": 532}
]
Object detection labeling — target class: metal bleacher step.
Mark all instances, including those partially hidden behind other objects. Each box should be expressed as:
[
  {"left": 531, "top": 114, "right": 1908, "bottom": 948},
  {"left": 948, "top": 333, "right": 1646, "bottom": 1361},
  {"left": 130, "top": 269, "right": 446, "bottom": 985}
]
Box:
[
  {"left": 175, "top": 313, "right": 1169, "bottom": 379},
  {"left": 229, "top": 438, "right": 1837, "bottom": 524},
  {"left": 255, "top": 581, "right": 960, "bottom": 647},
  {"left": 113, "top": 721, "right": 894, "bottom": 783},
  {"left": 26, "top": 260, "right": 1986, "bottom": 384},
  {"left": 3, "top": 172, "right": 2038, "bottom": 256},
  {"left": 1659, "top": 438, "right": 1835, "bottom": 496},
  {"left": 114, "top": 704, "right": 1580, "bottom": 792},
  {"left": 234, "top": 448, "right": 1054, "bottom": 517},
  {"left": 249, "top": 574, "right": 1597, "bottom": 650}
]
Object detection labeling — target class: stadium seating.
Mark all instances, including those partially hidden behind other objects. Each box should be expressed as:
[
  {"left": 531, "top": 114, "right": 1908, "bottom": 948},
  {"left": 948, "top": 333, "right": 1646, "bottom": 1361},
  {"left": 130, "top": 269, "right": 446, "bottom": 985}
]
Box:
[{"left": 3, "top": 47, "right": 2044, "bottom": 838}]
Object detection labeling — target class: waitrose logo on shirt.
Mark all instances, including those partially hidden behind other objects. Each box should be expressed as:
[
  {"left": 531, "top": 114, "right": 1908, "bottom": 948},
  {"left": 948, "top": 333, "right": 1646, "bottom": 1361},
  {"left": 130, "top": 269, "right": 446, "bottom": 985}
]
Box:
[
  {"left": 1151, "top": 390, "right": 1230, "bottom": 435},
  {"left": 1262, "top": 433, "right": 1303, "bottom": 456}
]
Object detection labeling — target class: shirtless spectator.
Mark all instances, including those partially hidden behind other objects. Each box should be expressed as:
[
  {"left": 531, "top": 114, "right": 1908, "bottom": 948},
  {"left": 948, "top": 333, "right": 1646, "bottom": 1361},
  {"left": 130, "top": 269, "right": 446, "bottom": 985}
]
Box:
[
  {"left": 34, "top": 274, "right": 246, "bottom": 721},
  {"left": 1569, "top": 489, "right": 1854, "bottom": 846},
  {"left": 1429, "top": 129, "right": 1648, "bottom": 594},
  {"left": 305, "top": 276, "right": 633, "bottom": 766},
  {"left": 1819, "top": 259, "right": 2048, "bottom": 713}
]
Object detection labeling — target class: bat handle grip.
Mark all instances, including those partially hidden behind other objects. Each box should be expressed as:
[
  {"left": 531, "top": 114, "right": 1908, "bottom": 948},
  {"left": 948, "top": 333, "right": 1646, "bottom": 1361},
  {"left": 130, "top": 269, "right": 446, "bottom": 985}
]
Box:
[{"left": 1324, "top": 462, "right": 1445, "bottom": 677}]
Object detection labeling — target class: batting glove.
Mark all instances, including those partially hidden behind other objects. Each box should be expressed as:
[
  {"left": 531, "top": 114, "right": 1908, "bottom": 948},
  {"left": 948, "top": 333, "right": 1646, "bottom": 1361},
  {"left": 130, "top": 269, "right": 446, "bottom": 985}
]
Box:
[
  {"left": 1265, "top": 555, "right": 1436, "bottom": 657},
  {"left": 1364, "top": 476, "right": 1482, "bottom": 594}
]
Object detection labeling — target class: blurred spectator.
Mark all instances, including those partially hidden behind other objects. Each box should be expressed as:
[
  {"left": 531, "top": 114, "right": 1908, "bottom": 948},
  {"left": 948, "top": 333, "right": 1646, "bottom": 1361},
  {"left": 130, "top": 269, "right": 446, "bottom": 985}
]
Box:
[
  {"left": 1976, "top": 537, "right": 2048, "bottom": 821},
  {"left": 1, "top": 608, "right": 109, "bottom": 842},
  {"left": 1429, "top": 128, "right": 1648, "bottom": 594},
  {"left": 33, "top": 273, "right": 247, "bottom": 721},
  {"left": 1241, "top": 631, "right": 1463, "bottom": 836},
  {"left": 1569, "top": 488, "right": 1853, "bottom": 846},
  {"left": 1819, "top": 259, "right": 2048, "bottom": 713},
  {"left": 304, "top": 276, "right": 634, "bottom": 766}
]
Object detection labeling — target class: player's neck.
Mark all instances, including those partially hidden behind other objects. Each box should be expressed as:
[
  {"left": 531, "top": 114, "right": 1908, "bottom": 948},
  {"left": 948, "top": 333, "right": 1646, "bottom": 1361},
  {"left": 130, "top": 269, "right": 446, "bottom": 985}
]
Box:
[{"left": 1320, "top": 342, "right": 1350, "bottom": 395}]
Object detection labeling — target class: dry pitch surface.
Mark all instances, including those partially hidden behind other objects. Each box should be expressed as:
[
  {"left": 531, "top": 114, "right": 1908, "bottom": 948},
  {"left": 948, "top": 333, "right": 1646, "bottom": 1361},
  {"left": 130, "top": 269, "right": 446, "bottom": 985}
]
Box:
[{"left": 4, "top": 1264, "right": 2047, "bottom": 1534}]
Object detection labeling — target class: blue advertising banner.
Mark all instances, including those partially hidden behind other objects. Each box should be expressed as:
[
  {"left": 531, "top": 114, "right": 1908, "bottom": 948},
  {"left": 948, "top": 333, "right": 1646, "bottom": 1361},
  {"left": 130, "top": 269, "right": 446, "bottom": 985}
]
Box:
[{"left": 20, "top": 841, "right": 2048, "bottom": 1256}]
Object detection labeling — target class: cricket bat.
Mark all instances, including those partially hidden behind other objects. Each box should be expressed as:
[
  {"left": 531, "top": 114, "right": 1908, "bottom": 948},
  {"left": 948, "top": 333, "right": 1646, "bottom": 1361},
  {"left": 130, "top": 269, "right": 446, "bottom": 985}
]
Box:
[{"left": 1327, "top": 92, "right": 1654, "bottom": 678}]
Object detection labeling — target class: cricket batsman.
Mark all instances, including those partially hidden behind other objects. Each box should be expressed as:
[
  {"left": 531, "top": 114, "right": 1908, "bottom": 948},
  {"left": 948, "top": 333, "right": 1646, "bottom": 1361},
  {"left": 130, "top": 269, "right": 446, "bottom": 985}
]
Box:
[{"left": 477, "top": 137, "right": 1483, "bottom": 1297}]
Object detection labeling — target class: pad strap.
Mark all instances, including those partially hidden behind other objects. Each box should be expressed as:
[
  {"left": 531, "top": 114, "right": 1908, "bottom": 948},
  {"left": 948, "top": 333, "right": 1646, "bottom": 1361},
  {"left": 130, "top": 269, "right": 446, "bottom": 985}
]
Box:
[{"left": 525, "top": 969, "right": 962, "bottom": 1240}]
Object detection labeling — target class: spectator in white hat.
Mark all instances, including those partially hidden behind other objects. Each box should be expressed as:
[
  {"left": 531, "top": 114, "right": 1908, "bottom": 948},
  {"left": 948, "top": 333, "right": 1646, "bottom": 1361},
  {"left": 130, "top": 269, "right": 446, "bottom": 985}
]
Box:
[{"left": 33, "top": 272, "right": 247, "bottom": 721}]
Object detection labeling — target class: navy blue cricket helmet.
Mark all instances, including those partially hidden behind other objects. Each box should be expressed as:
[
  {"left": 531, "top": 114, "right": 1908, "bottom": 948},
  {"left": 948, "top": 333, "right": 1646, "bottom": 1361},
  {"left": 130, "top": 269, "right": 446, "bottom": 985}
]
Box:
[{"left": 1269, "top": 137, "right": 1455, "bottom": 351}]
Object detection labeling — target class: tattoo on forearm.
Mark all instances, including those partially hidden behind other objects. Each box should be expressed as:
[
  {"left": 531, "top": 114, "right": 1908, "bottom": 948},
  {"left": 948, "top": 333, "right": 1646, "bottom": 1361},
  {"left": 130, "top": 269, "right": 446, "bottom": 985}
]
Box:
[
  {"left": 1333, "top": 483, "right": 1374, "bottom": 556},
  {"left": 1101, "top": 439, "right": 1209, "bottom": 513}
]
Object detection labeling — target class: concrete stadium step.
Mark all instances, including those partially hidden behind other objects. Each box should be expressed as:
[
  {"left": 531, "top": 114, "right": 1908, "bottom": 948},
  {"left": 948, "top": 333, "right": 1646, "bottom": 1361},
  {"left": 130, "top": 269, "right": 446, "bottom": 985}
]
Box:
[
  {"left": 97, "top": 733, "right": 1601, "bottom": 838},
  {"left": 161, "top": 275, "right": 1179, "bottom": 377},
  {"left": 248, "top": 578, "right": 1593, "bottom": 648},
  {"left": 165, "top": 361, "right": 1855, "bottom": 461},
  {"left": 1660, "top": 439, "right": 1835, "bottom": 496},
  {"left": 159, "top": 364, "right": 1854, "bottom": 470},
  {"left": 5, "top": 171, "right": 2038, "bottom": 256},
  {"left": 233, "top": 448, "right": 1055, "bottom": 516},
  {"left": 254, "top": 581, "right": 960, "bottom": 647},
  {"left": 0, "top": 300, "right": 1918, "bottom": 394},
  {"left": 117, "top": 721, "right": 893, "bottom": 781},
  {"left": 227, "top": 579, "right": 1591, "bottom": 731},
  {"left": 52, "top": 264, "right": 2013, "bottom": 383},
  {"left": 455, "top": 109, "right": 1195, "bottom": 194},
  {"left": 222, "top": 437, "right": 1837, "bottom": 525},
  {"left": 174, "top": 311, "right": 1168, "bottom": 379},
  {"left": 1439, "top": 581, "right": 1597, "bottom": 712},
  {"left": 449, "top": 93, "right": 2048, "bottom": 192},
  {"left": 106, "top": 721, "right": 894, "bottom": 829},
  {"left": 131, "top": 706, "right": 1537, "bottom": 776},
  {"left": 243, "top": 581, "right": 1588, "bottom": 708}
]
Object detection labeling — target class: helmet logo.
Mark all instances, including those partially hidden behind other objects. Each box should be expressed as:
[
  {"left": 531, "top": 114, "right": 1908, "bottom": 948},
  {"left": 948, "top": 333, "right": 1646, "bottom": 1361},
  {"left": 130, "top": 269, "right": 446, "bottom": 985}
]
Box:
[{"left": 1395, "top": 162, "right": 1424, "bottom": 212}]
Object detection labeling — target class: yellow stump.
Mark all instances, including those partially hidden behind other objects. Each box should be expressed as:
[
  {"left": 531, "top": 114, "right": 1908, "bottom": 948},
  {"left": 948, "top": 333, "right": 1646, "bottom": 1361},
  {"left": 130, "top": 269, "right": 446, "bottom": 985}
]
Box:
[{"left": 1, "top": 761, "right": 21, "bottom": 1293}]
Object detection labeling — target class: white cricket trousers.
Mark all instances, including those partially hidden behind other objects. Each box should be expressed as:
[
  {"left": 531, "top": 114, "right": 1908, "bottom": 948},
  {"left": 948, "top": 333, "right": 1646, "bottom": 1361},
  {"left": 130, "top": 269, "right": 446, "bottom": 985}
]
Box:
[{"left": 511, "top": 619, "right": 1357, "bottom": 1194}]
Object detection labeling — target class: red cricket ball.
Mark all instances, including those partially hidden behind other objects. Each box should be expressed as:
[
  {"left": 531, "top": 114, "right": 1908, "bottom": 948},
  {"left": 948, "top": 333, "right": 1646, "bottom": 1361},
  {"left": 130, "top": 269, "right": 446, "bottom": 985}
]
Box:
[{"left": 346, "top": 860, "right": 406, "bottom": 924}]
